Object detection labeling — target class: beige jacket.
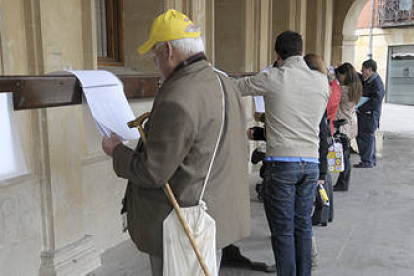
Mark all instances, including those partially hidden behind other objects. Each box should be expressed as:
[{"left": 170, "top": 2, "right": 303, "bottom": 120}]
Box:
[
  {"left": 235, "top": 56, "right": 330, "bottom": 158},
  {"left": 336, "top": 85, "right": 358, "bottom": 139},
  {"left": 112, "top": 60, "right": 250, "bottom": 256}
]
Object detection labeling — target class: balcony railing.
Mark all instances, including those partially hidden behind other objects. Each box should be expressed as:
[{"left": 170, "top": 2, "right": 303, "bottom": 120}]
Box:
[{"left": 378, "top": 0, "right": 414, "bottom": 27}]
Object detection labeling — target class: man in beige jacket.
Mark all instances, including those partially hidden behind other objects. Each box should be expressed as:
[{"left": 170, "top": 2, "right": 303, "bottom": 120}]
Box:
[
  {"left": 234, "top": 31, "right": 329, "bottom": 276},
  {"left": 102, "top": 10, "right": 250, "bottom": 275}
]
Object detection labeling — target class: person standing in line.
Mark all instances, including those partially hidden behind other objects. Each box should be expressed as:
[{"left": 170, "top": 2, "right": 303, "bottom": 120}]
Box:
[
  {"left": 327, "top": 68, "right": 342, "bottom": 135},
  {"left": 354, "top": 59, "right": 385, "bottom": 168},
  {"left": 234, "top": 31, "right": 330, "bottom": 276},
  {"left": 303, "top": 54, "right": 333, "bottom": 274},
  {"left": 101, "top": 10, "right": 250, "bottom": 275},
  {"left": 333, "top": 63, "right": 362, "bottom": 191},
  {"left": 303, "top": 53, "right": 336, "bottom": 226}
]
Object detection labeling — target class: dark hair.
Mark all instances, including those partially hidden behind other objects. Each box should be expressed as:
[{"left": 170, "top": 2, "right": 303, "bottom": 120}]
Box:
[
  {"left": 304, "top": 53, "right": 327, "bottom": 75},
  {"left": 275, "top": 31, "right": 303, "bottom": 60},
  {"left": 362, "top": 59, "right": 377, "bottom": 72},
  {"left": 335, "top": 62, "right": 362, "bottom": 104}
]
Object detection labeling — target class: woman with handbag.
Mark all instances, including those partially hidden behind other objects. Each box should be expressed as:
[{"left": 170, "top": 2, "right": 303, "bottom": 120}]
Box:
[{"left": 333, "top": 63, "right": 362, "bottom": 191}]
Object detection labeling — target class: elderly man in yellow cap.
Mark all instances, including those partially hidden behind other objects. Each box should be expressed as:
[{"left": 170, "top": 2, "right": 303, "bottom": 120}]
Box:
[{"left": 102, "top": 9, "right": 250, "bottom": 275}]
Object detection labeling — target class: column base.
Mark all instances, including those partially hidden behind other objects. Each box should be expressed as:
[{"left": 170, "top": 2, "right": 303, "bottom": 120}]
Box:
[{"left": 40, "top": 235, "right": 101, "bottom": 276}]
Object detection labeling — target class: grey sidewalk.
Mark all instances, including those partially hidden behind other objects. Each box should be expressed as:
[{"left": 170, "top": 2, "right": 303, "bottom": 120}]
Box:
[{"left": 89, "top": 103, "right": 414, "bottom": 276}]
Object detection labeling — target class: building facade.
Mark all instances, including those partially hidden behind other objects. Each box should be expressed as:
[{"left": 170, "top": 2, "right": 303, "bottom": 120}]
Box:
[
  {"left": 0, "top": 0, "right": 371, "bottom": 275},
  {"left": 354, "top": 0, "right": 414, "bottom": 105}
]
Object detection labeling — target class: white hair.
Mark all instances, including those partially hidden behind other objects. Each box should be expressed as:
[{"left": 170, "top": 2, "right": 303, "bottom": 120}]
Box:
[
  {"left": 154, "top": 36, "right": 205, "bottom": 56},
  {"left": 170, "top": 36, "right": 205, "bottom": 55}
]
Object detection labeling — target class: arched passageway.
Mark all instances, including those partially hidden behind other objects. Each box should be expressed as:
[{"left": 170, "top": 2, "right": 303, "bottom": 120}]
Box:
[{"left": 332, "top": 0, "right": 369, "bottom": 65}]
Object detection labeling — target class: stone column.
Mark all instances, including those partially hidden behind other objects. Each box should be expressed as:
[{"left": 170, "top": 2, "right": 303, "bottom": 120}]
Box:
[
  {"left": 0, "top": 1, "right": 44, "bottom": 275},
  {"left": 245, "top": 0, "right": 258, "bottom": 72},
  {"left": 245, "top": 0, "right": 272, "bottom": 71},
  {"left": 188, "top": 0, "right": 215, "bottom": 63},
  {"left": 305, "top": 0, "right": 318, "bottom": 54},
  {"left": 258, "top": 0, "right": 273, "bottom": 69},
  {"left": 81, "top": 0, "right": 98, "bottom": 70},
  {"left": 214, "top": 0, "right": 246, "bottom": 71},
  {"left": 24, "top": 0, "right": 44, "bottom": 75},
  {"left": 331, "top": 33, "right": 344, "bottom": 65},
  {"left": 287, "top": 0, "right": 307, "bottom": 50},
  {"left": 244, "top": 0, "right": 272, "bottom": 173},
  {"left": 305, "top": 0, "right": 333, "bottom": 64},
  {"left": 342, "top": 35, "right": 359, "bottom": 64},
  {"left": 31, "top": 0, "right": 101, "bottom": 275},
  {"left": 331, "top": 0, "right": 365, "bottom": 66},
  {"left": 164, "top": 0, "right": 185, "bottom": 12},
  {"left": 322, "top": 0, "right": 334, "bottom": 64}
]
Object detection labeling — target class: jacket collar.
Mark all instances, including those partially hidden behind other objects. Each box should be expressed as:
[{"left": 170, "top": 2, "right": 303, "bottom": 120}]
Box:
[
  {"left": 160, "top": 53, "right": 208, "bottom": 89},
  {"left": 365, "top": 72, "right": 378, "bottom": 84},
  {"left": 172, "top": 52, "right": 207, "bottom": 75},
  {"left": 281, "top": 56, "right": 304, "bottom": 67}
]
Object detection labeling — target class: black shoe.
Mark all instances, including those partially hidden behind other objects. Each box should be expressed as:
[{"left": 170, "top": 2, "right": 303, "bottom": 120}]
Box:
[
  {"left": 255, "top": 183, "right": 263, "bottom": 201},
  {"left": 353, "top": 162, "right": 374, "bottom": 168},
  {"left": 313, "top": 218, "right": 329, "bottom": 226},
  {"left": 312, "top": 220, "right": 328, "bottom": 226},
  {"left": 333, "top": 186, "right": 347, "bottom": 192}
]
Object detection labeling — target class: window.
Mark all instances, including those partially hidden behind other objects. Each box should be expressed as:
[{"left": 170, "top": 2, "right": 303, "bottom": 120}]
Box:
[
  {"left": 400, "top": 0, "right": 414, "bottom": 10},
  {"left": 386, "top": 45, "right": 414, "bottom": 105},
  {"left": 96, "top": 0, "right": 124, "bottom": 66},
  {"left": 378, "top": 0, "right": 414, "bottom": 27},
  {"left": 0, "top": 93, "right": 27, "bottom": 181}
]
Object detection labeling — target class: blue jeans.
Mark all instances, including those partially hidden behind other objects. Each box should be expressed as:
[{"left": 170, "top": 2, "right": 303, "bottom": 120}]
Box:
[{"left": 263, "top": 161, "right": 318, "bottom": 276}]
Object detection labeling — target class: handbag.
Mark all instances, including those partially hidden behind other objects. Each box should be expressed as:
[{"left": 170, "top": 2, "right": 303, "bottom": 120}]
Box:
[
  {"left": 163, "top": 75, "right": 226, "bottom": 276},
  {"left": 328, "top": 138, "right": 345, "bottom": 173}
]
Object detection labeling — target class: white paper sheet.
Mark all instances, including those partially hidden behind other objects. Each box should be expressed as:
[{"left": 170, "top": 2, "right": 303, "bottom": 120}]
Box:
[
  {"left": 70, "top": 70, "right": 140, "bottom": 140},
  {"left": 0, "top": 93, "right": 27, "bottom": 181},
  {"left": 254, "top": 96, "right": 265, "bottom": 112},
  {"left": 70, "top": 70, "right": 121, "bottom": 88}
]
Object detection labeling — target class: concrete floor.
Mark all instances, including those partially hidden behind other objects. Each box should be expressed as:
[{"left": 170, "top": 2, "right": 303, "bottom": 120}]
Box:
[{"left": 88, "top": 104, "right": 414, "bottom": 276}]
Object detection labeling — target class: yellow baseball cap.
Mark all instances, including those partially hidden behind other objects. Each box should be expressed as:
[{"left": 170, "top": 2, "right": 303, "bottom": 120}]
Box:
[{"left": 137, "top": 9, "right": 201, "bottom": 55}]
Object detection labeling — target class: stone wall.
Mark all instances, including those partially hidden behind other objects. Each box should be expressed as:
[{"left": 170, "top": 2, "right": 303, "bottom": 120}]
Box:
[{"left": 0, "top": 0, "right": 154, "bottom": 275}]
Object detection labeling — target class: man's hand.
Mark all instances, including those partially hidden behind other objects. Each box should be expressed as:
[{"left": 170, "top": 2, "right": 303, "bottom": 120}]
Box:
[
  {"left": 102, "top": 133, "right": 122, "bottom": 157},
  {"left": 317, "top": 179, "right": 325, "bottom": 185},
  {"left": 254, "top": 112, "right": 265, "bottom": 123}
]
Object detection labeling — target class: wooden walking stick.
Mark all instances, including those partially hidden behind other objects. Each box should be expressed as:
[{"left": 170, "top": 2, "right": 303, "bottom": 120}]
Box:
[{"left": 128, "top": 113, "right": 212, "bottom": 276}]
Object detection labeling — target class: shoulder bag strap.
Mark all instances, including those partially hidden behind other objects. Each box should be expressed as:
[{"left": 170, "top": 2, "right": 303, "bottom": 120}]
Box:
[{"left": 198, "top": 74, "right": 226, "bottom": 204}]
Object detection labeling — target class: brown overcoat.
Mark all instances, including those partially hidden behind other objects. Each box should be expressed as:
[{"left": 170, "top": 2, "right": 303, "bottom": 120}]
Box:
[{"left": 112, "top": 59, "right": 250, "bottom": 256}]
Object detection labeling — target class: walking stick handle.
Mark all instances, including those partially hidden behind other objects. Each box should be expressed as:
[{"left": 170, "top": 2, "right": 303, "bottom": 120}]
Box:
[
  {"left": 127, "top": 113, "right": 212, "bottom": 276},
  {"left": 127, "top": 112, "right": 150, "bottom": 144}
]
